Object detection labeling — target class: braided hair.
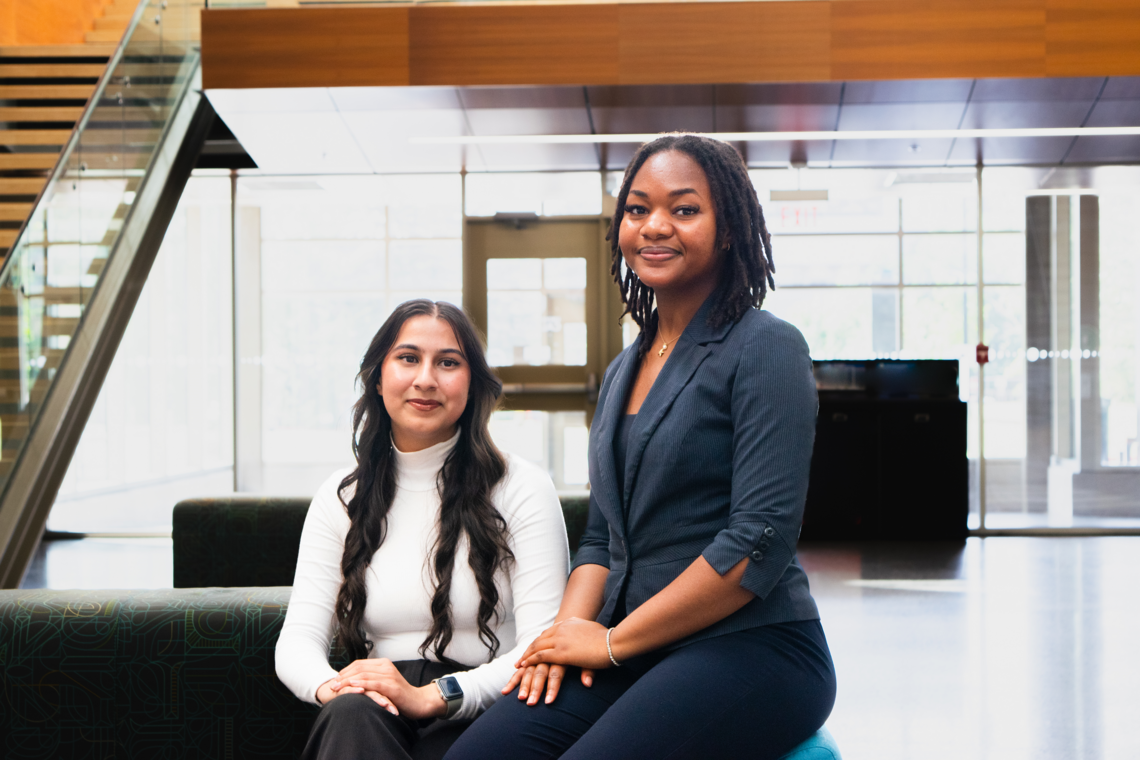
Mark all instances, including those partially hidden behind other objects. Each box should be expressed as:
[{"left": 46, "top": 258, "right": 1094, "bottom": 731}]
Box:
[{"left": 606, "top": 134, "right": 776, "bottom": 355}]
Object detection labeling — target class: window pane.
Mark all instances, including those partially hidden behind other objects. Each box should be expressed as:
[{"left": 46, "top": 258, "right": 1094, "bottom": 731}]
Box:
[
  {"left": 486, "top": 257, "right": 587, "bottom": 366},
  {"left": 488, "top": 258, "right": 542, "bottom": 289},
  {"left": 1100, "top": 193, "right": 1139, "bottom": 466},
  {"left": 466, "top": 172, "right": 601, "bottom": 217},
  {"left": 903, "top": 234, "right": 977, "bottom": 285},
  {"left": 387, "top": 174, "right": 463, "bottom": 239},
  {"left": 389, "top": 240, "right": 462, "bottom": 290},
  {"left": 764, "top": 288, "right": 874, "bottom": 359},
  {"left": 489, "top": 410, "right": 589, "bottom": 489},
  {"left": 261, "top": 294, "right": 387, "bottom": 447},
  {"left": 981, "top": 285, "right": 1026, "bottom": 459},
  {"left": 901, "top": 188, "right": 977, "bottom": 232},
  {"left": 751, "top": 168, "right": 901, "bottom": 234},
  {"left": 982, "top": 233, "right": 1025, "bottom": 285},
  {"left": 901, "top": 287, "right": 977, "bottom": 358},
  {"left": 262, "top": 240, "right": 385, "bottom": 292},
  {"left": 774, "top": 235, "right": 899, "bottom": 286}
]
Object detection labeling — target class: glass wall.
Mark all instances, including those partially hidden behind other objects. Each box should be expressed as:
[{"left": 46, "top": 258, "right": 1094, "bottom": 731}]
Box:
[
  {"left": 236, "top": 174, "right": 463, "bottom": 495},
  {"left": 48, "top": 173, "right": 235, "bottom": 532},
  {"left": 45, "top": 164, "right": 1140, "bottom": 531}
]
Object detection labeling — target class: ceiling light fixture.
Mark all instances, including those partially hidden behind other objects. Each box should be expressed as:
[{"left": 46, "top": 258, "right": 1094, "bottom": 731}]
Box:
[{"left": 410, "top": 126, "right": 1140, "bottom": 145}]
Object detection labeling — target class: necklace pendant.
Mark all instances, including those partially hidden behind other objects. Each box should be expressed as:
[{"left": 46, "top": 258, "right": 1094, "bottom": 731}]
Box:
[{"left": 658, "top": 342, "right": 668, "bottom": 357}]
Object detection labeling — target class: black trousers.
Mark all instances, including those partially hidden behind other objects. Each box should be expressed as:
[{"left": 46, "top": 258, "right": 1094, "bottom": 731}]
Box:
[
  {"left": 444, "top": 620, "right": 836, "bottom": 760},
  {"left": 302, "top": 660, "right": 474, "bottom": 760}
]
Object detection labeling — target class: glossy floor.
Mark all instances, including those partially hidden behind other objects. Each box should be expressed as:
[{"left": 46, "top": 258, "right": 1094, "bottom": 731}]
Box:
[
  {"left": 801, "top": 538, "right": 1140, "bottom": 760},
  {"left": 21, "top": 536, "right": 1140, "bottom": 760}
]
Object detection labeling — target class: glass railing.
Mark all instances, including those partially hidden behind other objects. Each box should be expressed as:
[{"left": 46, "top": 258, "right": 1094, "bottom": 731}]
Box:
[{"left": 0, "top": 0, "right": 204, "bottom": 491}]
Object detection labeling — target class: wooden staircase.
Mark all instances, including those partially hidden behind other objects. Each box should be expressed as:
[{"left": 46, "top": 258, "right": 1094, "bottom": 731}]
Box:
[
  {"left": 0, "top": 3, "right": 133, "bottom": 477},
  {"left": 0, "top": 44, "right": 117, "bottom": 259},
  {"left": 0, "top": 0, "right": 197, "bottom": 262}
]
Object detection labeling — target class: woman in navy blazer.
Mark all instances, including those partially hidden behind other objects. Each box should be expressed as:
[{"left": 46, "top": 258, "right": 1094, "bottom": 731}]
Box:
[{"left": 446, "top": 135, "right": 836, "bottom": 760}]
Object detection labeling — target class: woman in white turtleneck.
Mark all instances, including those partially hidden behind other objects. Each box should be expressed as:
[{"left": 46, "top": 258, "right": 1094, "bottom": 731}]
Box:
[{"left": 276, "top": 299, "right": 569, "bottom": 760}]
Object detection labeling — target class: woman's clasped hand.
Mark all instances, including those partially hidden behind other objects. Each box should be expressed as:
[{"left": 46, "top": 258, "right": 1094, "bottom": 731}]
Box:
[
  {"left": 503, "top": 618, "right": 609, "bottom": 705},
  {"left": 319, "top": 658, "right": 445, "bottom": 719}
]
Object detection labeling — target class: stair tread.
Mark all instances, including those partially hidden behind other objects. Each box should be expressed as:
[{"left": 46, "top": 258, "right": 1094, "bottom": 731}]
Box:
[
  {"left": 0, "top": 85, "right": 95, "bottom": 99},
  {"left": 0, "top": 107, "right": 85, "bottom": 122},
  {"left": 0, "top": 64, "right": 106, "bottom": 78},
  {"left": 0, "top": 154, "right": 59, "bottom": 170},
  {"left": 0, "top": 130, "right": 73, "bottom": 146},
  {"left": 0, "top": 45, "right": 117, "bottom": 58},
  {"left": 0, "top": 178, "right": 49, "bottom": 195},
  {"left": 0, "top": 203, "right": 33, "bottom": 221}
]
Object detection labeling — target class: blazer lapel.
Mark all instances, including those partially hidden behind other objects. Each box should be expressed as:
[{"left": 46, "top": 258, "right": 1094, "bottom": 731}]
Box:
[
  {"left": 621, "top": 296, "right": 736, "bottom": 510},
  {"left": 621, "top": 338, "right": 710, "bottom": 509},
  {"left": 591, "top": 345, "right": 638, "bottom": 535}
]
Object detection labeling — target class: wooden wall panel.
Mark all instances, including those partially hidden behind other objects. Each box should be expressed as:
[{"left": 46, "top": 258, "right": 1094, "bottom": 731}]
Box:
[
  {"left": 831, "top": 0, "right": 1047, "bottom": 80},
  {"left": 755, "top": 2, "right": 831, "bottom": 82},
  {"left": 617, "top": 3, "right": 761, "bottom": 84},
  {"left": 200, "top": 0, "right": 1140, "bottom": 89},
  {"left": 0, "top": 0, "right": 110, "bottom": 46},
  {"left": 1045, "top": 0, "right": 1140, "bottom": 76},
  {"left": 201, "top": 8, "right": 409, "bottom": 89},
  {"left": 409, "top": 5, "right": 618, "bottom": 86}
]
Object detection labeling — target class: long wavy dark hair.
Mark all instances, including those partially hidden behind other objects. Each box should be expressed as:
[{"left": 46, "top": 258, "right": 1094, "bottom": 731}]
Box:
[
  {"left": 607, "top": 134, "right": 776, "bottom": 356},
  {"left": 334, "top": 299, "right": 512, "bottom": 665}
]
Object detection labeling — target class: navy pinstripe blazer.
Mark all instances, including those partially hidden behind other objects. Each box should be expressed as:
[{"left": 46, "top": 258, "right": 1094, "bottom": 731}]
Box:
[{"left": 572, "top": 296, "right": 821, "bottom": 646}]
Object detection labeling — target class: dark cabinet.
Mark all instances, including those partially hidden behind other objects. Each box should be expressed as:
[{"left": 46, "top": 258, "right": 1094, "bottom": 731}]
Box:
[{"left": 802, "top": 361, "right": 968, "bottom": 541}]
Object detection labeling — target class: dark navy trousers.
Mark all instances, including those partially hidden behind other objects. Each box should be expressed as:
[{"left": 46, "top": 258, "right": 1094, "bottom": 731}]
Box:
[{"left": 444, "top": 620, "right": 836, "bottom": 760}]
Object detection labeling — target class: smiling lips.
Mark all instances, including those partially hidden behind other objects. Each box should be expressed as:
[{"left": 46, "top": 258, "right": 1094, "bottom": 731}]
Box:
[
  {"left": 638, "top": 246, "right": 680, "bottom": 262},
  {"left": 408, "top": 398, "right": 442, "bottom": 412}
]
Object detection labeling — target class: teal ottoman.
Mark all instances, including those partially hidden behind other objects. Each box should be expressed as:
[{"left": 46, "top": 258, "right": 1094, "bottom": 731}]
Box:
[{"left": 778, "top": 727, "right": 842, "bottom": 760}]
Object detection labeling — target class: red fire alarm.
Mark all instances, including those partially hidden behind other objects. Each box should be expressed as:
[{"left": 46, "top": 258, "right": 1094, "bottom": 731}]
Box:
[{"left": 976, "top": 343, "right": 990, "bottom": 365}]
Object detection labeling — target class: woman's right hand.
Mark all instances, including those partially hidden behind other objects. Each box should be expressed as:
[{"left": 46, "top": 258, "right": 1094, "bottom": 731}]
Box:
[
  {"left": 503, "top": 663, "right": 595, "bottom": 705},
  {"left": 316, "top": 674, "right": 399, "bottom": 715}
]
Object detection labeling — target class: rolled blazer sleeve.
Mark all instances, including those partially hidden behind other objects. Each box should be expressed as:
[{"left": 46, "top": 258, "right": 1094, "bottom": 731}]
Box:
[
  {"left": 701, "top": 318, "right": 817, "bottom": 599},
  {"left": 570, "top": 491, "right": 611, "bottom": 571}
]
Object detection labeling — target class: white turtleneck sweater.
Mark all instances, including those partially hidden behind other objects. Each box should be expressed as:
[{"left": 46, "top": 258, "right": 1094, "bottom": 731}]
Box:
[{"left": 275, "top": 432, "right": 569, "bottom": 720}]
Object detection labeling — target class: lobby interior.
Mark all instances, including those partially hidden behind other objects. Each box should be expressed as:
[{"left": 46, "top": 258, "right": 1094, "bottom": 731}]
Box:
[{"left": 3, "top": 1, "right": 1140, "bottom": 758}]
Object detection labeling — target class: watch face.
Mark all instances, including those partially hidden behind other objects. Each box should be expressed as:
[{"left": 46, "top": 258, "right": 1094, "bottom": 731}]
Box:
[{"left": 438, "top": 676, "right": 463, "bottom": 700}]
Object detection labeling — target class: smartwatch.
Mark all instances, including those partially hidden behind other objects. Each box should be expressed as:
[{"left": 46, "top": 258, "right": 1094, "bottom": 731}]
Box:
[{"left": 432, "top": 676, "right": 464, "bottom": 719}]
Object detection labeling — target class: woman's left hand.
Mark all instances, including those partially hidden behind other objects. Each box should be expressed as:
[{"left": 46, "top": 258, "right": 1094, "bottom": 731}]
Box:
[
  {"left": 331, "top": 658, "right": 447, "bottom": 720},
  {"left": 516, "top": 617, "right": 613, "bottom": 670}
]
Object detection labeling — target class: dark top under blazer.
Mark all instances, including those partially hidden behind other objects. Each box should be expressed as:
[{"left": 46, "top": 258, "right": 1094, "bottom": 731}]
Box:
[{"left": 572, "top": 296, "right": 820, "bottom": 647}]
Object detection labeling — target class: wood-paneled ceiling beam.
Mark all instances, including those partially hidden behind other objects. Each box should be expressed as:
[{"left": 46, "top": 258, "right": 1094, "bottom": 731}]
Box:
[{"left": 201, "top": 0, "right": 1140, "bottom": 90}]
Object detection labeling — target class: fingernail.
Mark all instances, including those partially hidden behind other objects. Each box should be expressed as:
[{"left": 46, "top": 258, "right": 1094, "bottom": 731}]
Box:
[
  {"left": 545, "top": 694, "right": 553, "bottom": 704},
  {"left": 585, "top": 677, "right": 593, "bottom": 686}
]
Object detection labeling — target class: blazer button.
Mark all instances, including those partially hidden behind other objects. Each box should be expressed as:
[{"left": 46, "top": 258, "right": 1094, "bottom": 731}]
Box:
[
  {"left": 759, "top": 541, "right": 770, "bottom": 550},
  {"left": 763, "top": 526, "right": 776, "bottom": 537},
  {"left": 750, "top": 550, "right": 764, "bottom": 561}
]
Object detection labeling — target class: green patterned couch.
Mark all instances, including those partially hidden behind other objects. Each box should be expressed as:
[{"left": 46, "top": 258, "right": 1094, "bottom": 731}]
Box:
[
  {"left": 0, "top": 586, "right": 323, "bottom": 759},
  {"left": 0, "top": 495, "right": 592, "bottom": 758},
  {"left": 2, "top": 495, "right": 840, "bottom": 760}
]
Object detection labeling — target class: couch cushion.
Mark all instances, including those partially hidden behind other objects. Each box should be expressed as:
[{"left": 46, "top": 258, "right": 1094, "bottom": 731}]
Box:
[
  {"left": 0, "top": 587, "right": 322, "bottom": 759},
  {"left": 173, "top": 498, "right": 312, "bottom": 588},
  {"left": 173, "top": 494, "right": 592, "bottom": 589}
]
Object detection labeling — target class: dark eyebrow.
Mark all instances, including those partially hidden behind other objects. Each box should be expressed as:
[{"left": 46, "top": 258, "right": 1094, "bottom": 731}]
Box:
[
  {"left": 627, "top": 188, "right": 701, "bottom": 199},
  {"left": 393, "top": 343, "right": 465, "bottom": 359}
]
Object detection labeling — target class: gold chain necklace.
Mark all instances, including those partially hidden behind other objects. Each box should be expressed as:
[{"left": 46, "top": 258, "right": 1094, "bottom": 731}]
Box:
[{"left": 657, "top": 327, "right": 682, "bottom": 357}]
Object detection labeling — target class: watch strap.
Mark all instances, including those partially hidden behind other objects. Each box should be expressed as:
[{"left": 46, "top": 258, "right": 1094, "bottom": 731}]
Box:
[{"left": 432, "top": 676, "right": 463, "bottom": 719}]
